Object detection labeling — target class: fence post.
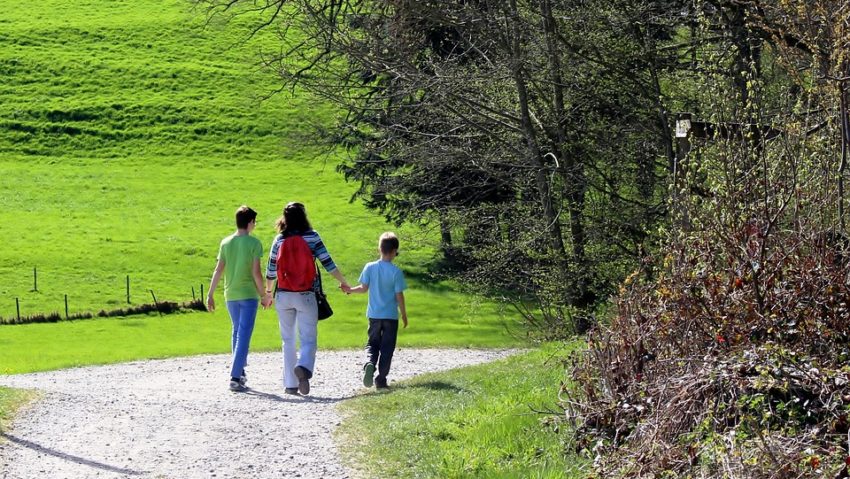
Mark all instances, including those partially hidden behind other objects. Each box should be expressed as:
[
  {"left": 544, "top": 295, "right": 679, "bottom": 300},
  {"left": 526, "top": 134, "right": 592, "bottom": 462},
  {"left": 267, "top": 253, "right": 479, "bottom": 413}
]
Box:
[
  {"left": 65, "top": 294, "right": 69, "bottom": 320},
  {"left": 192, "top": 286, "right": 196, "bottom": 300},
  {"left": 150, "top": 290, "right": 162, "bottom": 317},
  {"left": 200, "top": 283, "right": 204, "bottom": 300},
  {"left": 126, "top": 275, "right": 131, "bottom": 304},
  {"left": 16, "top": 298, "right": 20, "bottom": 321},
  {"left": 33, "top": 267, "right": 38, "bottom": 292}
]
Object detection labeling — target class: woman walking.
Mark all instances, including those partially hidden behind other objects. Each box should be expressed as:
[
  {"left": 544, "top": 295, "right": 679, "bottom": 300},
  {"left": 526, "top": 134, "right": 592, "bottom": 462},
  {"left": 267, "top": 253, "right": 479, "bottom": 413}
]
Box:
[{"left": 265, "top": 202, "right": 349, "bottom": 395}]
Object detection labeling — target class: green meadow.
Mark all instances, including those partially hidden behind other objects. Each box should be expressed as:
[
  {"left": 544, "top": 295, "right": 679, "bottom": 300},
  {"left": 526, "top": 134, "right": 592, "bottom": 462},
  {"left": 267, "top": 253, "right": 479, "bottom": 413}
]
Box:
[
  {"left": 0, "top": 0, "right": 521, "bottom": 374},
  {"left": 338, "top": 346, "right": 585, "bottom": 478}
]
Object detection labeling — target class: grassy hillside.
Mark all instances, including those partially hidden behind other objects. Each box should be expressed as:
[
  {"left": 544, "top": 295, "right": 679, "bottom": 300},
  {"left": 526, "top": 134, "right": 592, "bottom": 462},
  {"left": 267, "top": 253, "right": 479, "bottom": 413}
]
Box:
[
  {"left": 0, "top": 0, "right": 520, "bottom": 373},
  {"left": 0, "top": 0, "right": 336, "bottom": 314}
]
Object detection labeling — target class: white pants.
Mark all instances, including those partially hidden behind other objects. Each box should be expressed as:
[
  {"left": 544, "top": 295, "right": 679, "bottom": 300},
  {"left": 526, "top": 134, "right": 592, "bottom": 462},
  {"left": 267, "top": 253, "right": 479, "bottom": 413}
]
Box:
[{"left": 274, "top": 291, "right": 318, "bottom": 389}]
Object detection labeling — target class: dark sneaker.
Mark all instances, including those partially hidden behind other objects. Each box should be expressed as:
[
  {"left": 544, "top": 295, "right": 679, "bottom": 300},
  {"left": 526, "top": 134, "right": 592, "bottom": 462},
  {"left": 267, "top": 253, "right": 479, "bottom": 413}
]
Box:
[
  {"left": 284, "top": 387, "right": 300, "bottom": 395},
  {"left": 375, "top": 378, "right": 389, "bottom": 390},
  {"left": 229, "top": 380, "right": 247, "bottom": 392},
  {"left": 239, "top": 373, "right": 247, "bottom": 387},
  {"left": 294, "top": 366, "right": 310, "bottom": 395},
  {"left": 363, "top": 363, "right": 376, "bottom": 387}
]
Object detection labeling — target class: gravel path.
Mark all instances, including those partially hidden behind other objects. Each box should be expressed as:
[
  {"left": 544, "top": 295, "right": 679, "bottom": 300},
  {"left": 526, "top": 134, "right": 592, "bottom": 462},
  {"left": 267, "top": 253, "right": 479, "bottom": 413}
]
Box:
[{"left": 0, "top": 348, "right": 515, "bottom": 479}]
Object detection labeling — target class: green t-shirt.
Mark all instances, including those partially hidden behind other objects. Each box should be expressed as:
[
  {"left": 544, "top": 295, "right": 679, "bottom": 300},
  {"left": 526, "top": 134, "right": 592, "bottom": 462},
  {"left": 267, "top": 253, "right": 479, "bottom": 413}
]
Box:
[{"left": 217, "top": 233, "right": 263, "bottom": 301}]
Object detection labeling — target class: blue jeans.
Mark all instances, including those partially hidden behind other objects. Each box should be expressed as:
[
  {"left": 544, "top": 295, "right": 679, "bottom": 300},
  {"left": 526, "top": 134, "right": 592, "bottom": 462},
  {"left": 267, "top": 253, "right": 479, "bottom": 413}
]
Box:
[{"left": 226, "top": 299, "right": 259, "bottom": 379}]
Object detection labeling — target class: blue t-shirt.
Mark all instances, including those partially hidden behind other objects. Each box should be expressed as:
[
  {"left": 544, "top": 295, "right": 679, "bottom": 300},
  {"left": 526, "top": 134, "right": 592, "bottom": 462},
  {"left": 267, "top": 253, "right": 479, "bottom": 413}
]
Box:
[{"left": 359, "top": 259, "right": 407, "bottom": 320}]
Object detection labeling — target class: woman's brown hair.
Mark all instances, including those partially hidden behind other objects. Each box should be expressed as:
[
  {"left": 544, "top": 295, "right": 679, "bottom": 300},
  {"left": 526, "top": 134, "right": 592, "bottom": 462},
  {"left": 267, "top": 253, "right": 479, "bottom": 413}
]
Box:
[{"left": 275, "top": 202, "right": 312, "bottom": 235}]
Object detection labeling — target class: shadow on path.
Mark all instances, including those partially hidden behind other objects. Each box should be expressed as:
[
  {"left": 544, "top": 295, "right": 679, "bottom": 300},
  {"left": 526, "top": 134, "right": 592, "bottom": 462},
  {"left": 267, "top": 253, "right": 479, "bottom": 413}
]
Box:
[
  {"left": 301, "top": 394, "right": 356, "bottom": 404},
  {"left": 243, "top": 388, "right": 354, "bottom": 404},
  {"left": 1, "top": 433, "right": 145, "bottom": 476},
  {"left": 242, "top": 389, "right": 300, "bottom": 403}
]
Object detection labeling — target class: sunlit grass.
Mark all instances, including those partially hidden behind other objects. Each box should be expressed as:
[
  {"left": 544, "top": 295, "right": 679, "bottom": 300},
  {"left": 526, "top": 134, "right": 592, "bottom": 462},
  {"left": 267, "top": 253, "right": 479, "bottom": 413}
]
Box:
[
  {"left": 0, "top": 0, "right": 522, "bottom": 373},
  {"left": 337, "top": 344, "right": 587, "bottom": 478}
]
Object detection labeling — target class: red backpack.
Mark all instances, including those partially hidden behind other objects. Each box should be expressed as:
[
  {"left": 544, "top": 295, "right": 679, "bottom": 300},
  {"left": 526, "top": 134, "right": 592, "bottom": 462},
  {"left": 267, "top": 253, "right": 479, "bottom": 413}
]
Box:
[{"left": 276, "top": 234, "right": 317, "bottom": 292}]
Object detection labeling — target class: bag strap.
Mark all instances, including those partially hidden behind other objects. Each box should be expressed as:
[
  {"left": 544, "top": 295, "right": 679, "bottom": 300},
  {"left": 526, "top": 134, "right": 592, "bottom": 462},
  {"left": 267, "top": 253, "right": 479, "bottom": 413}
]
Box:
[{"left": 314, "top": 260, "right": 323, "bottom": 293}]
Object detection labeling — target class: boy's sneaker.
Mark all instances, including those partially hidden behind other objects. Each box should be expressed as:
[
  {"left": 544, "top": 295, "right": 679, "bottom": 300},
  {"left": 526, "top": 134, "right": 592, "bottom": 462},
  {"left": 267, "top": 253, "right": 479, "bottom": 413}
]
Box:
[
  {"left": 375, "top": 378, "right": 389, "bottom": 390},
  {"left": 239, "top": 373, "right": 247, "bottom": 387},
  {"left": 363, "top": 363, "right": 375, "bottom": 388},
  {"left": 284, "top": 387, "right": 300, "bottom": 395},
  {"left": 229, "top": 379, "right": 247, "bottom": 392},
  {"left": 294, "top": 366, "right": 310, "bottom": 395}
]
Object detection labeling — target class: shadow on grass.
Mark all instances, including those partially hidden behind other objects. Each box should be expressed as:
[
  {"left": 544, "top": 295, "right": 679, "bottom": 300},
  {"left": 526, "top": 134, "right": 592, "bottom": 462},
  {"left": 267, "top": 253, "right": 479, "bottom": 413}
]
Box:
[
  {"left": 391, "top": 380, "right": 464, "bottom": 393},
  {"left": 1, "top": 432, "right": 145, "bottom": 476},
  {"left": 403, "top": 270, "right": 456, "bottom": 293}
]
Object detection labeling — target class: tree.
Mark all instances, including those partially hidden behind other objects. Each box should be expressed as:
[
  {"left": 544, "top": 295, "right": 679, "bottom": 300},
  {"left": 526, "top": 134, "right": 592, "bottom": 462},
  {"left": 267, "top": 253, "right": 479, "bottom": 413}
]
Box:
[{"left": 198, "top": 0, "right": 687, "bottom": 334}]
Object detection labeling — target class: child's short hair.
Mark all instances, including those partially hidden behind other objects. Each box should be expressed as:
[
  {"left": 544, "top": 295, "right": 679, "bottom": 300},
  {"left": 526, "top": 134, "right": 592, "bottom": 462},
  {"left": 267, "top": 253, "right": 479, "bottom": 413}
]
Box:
[
  {"left": 379, "top": 232, "right": 399, "bottom": 254},
  {"left": 235, "top": 205, "right": 257, "bottom": 229}
]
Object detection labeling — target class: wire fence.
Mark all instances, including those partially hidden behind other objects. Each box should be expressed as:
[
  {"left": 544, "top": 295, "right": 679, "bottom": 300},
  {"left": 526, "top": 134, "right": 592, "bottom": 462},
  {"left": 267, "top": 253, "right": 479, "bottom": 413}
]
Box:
[
  {"left": 0, "top": 299, "right": 207, "bottom": 325},
  {"left": 1, "top": 268, "right": 208, "bottom": 325}
]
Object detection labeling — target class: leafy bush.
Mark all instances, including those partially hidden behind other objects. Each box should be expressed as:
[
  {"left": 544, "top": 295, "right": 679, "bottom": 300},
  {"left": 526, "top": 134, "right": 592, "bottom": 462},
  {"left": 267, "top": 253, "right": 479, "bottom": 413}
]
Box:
[
  {"left": 562, "top": 1, "right": 850, "bottom": 475},
  {"left": 563, "top": 103, "right": 850, "bottom": 478},
  {"left": 565, "top": 220, "right": 850, "bottom": 477}
]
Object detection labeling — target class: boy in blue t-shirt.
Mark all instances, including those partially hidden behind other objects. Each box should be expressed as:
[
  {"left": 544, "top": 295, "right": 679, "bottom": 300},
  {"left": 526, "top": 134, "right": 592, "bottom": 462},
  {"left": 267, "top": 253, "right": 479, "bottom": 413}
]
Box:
[{"left": 343, "top": 232, "right": 408, "bottom": 389}]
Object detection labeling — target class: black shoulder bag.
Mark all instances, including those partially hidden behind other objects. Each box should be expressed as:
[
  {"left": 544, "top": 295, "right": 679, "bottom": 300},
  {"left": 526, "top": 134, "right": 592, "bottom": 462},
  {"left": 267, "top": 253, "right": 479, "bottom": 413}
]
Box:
[{"left": 314, "top": 262, "right": 333, "bottom": 320}]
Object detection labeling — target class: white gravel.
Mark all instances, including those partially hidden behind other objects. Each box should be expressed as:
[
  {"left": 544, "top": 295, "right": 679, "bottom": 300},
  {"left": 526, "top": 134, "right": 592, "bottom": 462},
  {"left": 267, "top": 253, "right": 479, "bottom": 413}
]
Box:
[{"left": 0, "top": 348, "right": 515, "bottom": 479}]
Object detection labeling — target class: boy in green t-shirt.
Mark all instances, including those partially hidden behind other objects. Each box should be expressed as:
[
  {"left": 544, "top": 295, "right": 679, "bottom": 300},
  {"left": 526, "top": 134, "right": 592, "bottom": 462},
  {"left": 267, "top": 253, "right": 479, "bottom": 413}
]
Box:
[{"left": 207, "top": 206, "right": 273, "bottom": 391}]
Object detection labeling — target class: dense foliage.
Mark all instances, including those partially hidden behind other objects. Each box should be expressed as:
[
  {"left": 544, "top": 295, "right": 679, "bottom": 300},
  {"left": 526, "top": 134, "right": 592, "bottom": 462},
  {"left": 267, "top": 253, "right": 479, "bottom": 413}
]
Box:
[{"left": 562, "top": 1, "right": 850, "bottom": 477}]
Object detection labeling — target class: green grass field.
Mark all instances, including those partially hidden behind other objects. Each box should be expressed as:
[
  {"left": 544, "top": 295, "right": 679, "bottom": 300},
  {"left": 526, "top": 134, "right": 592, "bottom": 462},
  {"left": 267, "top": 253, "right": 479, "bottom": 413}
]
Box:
[
  {"left": 0, "top": 300, "right": 516, "bottom": 374},
  {"left": 0, "top": 0, "right": 522, "bottom": 374},
  {"left": 337, "top": 345, "right": 586, "bottom": 478},
  {"left": 0, "top": 0, "right": 351, "bottom": 318}
]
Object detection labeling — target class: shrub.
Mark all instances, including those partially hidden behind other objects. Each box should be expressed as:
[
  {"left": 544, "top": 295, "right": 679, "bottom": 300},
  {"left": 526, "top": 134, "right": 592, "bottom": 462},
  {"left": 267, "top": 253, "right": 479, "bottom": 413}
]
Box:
[{"left": 563, "top": 130, "right": 850, "bottom": 478}]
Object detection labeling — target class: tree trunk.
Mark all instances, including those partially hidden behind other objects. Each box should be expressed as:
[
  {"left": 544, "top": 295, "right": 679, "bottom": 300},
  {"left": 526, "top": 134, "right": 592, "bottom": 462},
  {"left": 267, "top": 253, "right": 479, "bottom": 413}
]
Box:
[
  {"left": 439, "top": 212, "right": 454, "bottom": 259},
  {"left": 507, "top": 0, "right": 567, "bottom": 260},
  {"left": 540, "top": 0, "right": 593, "bottom": 307},
  {"left": 838, "top": 72, "right": 850, "bottom": 234}
]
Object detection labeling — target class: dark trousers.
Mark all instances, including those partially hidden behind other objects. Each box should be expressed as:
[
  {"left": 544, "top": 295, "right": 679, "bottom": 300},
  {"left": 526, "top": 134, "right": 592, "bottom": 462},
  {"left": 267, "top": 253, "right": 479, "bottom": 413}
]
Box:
[{"left": 365, "top": 318, "right": 399, "bottom": 386}]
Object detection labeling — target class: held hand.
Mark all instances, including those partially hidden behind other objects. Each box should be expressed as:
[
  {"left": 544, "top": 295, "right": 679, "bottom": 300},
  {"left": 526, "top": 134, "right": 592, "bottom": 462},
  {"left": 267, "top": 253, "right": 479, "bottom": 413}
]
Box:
[
  {"left": 261, "top": 293, "right": 274, "bottom": 309},
  {"left": 340, "top": 283, "right": 351, "bottom": 294},
  {"left": 206, "top": 296, "right": 215, "bottom": 312}
]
